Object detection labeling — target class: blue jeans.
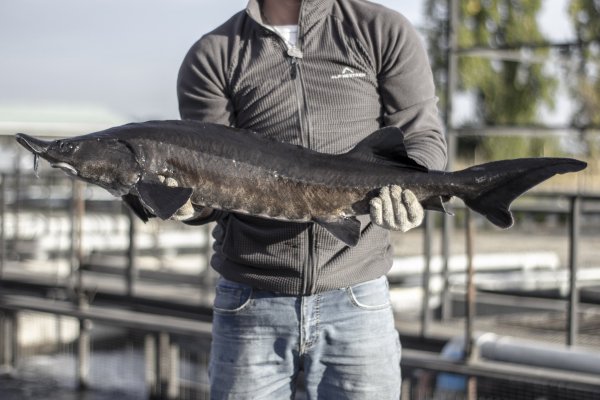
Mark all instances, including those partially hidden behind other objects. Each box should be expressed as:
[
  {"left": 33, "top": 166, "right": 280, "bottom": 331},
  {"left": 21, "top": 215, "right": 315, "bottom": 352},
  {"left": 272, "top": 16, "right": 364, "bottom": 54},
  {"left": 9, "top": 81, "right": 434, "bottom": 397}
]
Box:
[{"left": 209, "top": 275, "right": 401, "bottom": 399}]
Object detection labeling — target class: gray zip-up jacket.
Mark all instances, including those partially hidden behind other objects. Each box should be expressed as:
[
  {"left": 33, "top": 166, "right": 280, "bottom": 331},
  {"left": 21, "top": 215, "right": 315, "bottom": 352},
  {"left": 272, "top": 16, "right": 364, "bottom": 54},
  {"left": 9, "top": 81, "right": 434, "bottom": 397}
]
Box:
[{"left": 177, "top": 0, "right": 447, "bottom": 295}]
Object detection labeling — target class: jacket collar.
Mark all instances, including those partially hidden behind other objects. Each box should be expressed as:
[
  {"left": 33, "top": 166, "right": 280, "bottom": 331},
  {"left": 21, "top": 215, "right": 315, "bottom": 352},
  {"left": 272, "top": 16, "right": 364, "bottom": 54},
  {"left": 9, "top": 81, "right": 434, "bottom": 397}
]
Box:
[{"left": 246, "top": 0, "right": 334, "bottom": 35}]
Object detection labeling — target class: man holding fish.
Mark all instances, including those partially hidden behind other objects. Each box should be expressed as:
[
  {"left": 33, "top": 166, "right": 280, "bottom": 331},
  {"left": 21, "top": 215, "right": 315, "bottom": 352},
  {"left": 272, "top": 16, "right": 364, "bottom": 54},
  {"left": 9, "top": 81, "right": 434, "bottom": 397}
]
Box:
[{"left": 176, "top": 0, "right": 446, "bottom": 398}]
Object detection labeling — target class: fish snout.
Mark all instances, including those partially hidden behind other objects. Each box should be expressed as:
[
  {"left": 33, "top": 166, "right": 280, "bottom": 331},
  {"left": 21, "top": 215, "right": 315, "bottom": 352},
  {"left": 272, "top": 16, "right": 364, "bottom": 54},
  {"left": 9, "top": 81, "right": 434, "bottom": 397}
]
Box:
[{"left": 15, "top": 133, "right": 52, "bottom": 155}]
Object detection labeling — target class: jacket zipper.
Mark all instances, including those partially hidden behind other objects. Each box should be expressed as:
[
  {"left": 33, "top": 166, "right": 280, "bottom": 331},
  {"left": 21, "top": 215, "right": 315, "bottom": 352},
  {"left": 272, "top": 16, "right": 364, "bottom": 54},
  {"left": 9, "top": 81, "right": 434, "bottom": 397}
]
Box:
[
  {"left": 290, "top": 41, "right": 317, "bottom": 296},
  {"left": 267, "top": 19, "right": 317, "bottom": 295}
]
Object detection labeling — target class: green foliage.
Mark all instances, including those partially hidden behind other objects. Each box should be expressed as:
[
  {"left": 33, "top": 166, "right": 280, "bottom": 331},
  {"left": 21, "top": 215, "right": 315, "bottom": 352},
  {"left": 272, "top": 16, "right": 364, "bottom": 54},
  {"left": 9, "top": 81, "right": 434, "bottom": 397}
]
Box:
[
  {"left": 568, "top": 1, "right": 600, "bottom": 132},
  {"left": 423, "top": 0, "right": 559, "bottom": 160},
  {"left": 569, "top": 0, "right": 600, "bottom": 42}
]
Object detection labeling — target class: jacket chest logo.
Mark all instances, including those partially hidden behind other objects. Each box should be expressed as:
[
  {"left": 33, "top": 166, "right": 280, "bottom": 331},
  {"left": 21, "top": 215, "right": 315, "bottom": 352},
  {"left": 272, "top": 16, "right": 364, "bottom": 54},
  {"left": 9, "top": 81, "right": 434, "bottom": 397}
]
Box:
[{"left": 330, "top": 67, "right": 366, "bottom": 80}]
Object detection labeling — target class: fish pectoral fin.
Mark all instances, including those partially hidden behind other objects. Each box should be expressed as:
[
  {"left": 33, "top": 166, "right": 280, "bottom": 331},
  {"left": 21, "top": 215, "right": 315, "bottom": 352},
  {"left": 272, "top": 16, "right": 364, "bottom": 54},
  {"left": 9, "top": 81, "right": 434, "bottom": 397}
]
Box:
[
  {"left": 121, "top": 193, "right": 154, "bottom": 222},
  {"left": 135, "top": 181, "right": 193, "bottom": 220},
  {"left": 314, "top": 217, "right": 361, "bottom": 247}
]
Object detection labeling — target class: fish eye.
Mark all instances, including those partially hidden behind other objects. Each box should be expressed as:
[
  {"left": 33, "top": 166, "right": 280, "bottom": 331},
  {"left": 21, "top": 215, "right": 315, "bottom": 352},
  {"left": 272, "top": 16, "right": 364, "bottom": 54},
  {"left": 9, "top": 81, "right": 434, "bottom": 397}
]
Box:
[{"left": 58, "top": 141, "right": 76, "bottom": 152}]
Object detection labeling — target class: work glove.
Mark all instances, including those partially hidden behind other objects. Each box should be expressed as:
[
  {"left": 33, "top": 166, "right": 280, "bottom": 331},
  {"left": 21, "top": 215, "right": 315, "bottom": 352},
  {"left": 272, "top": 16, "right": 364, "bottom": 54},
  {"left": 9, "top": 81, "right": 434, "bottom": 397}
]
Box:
[
  {"left": 158, "top": 175, "right": 213, "bottom": 221},
  {"left": 370, "top": 185, "right": 424, "bottom": 232}
]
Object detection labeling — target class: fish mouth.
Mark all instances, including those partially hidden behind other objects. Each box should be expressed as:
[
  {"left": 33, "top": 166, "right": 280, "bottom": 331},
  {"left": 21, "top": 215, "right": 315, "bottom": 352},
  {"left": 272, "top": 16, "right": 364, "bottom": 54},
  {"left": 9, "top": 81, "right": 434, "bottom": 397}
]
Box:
[{"left": 51, "top": 162, "right": 78, "bottom": 176}]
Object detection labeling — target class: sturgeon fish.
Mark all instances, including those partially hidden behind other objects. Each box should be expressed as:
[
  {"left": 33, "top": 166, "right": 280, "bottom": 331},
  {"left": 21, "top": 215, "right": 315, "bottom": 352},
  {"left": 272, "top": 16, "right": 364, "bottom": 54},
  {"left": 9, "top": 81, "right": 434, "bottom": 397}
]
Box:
[{"left": 15, "top": 120, "right": 586, "bottom": 247}]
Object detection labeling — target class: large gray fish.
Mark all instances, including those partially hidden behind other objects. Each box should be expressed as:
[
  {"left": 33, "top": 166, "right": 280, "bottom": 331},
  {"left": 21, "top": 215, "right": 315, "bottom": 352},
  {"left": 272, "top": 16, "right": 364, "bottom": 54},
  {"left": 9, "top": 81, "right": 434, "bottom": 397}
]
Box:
[{"left": 15, "top": 120, "right": 586, "bottom": 247}]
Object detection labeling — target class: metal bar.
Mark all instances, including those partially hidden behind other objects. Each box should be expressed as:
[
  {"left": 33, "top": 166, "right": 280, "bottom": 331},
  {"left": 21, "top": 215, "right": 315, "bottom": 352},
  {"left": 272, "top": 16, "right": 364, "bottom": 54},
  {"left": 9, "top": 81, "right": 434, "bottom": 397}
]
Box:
[
  {"left": 454, "top": 125, "right": 600, "bottom": 137},
  {"left": 145, "top": 334, "right": 158, "bottom": 398},
  {"left": 168, "top": 343, "right": 180, "bottom": 399},
  {"left": 420, "top": 212, "right": 433, "bottom": 337},
  {"left": 159, "top": 332, "right": 171, "bottom": 397},
  {"left": 78, "top": 317, "right": 91, "bottom": 389},
  {"left": 440, "top": 135, "right": 458, "bottom": 321},
  {"left": 464, "top": 208, "right": 477, "bottom": 400},
  {"left": 11, "top": 312, "right": 18, "bottom": 371},
  {"left": 401, "top": 348, "right": 600, "bottom": 392},
  {"left": 69, "top": 180, "right": 85, "bottom": 292},
  {"left": 458, "top": 48, "right": 551, "bottom": 63},
  {"left": 0, "top": 312, "right": 12, "bottom": 370},
  {"left": 444, "top": 0, "right": 459, "bottom": 133},
  {"left": 440, "top": 0, "right": 459, "bottom": 323},
  {"left": 440, "top": 213, "right": 452, "bottom": 321},
  {"left": 126, "top": 208, "right": 137, "bottom": 298},
  {"left": 567, "top": 196, "right": 581, "bottom": 346},
  {"left": 454, "top": 37, "right": 600, "bottom": 53},
  {"left": 443, "top": 0, "right": 458, "bottom": 169},
  {"left": 14, "top": 156, "right": 21, "bottom": 243},
  {"left": 464, "top": 209, "right": 475, "bottom": 360},
  {"left": 1, "top": 311, "right": 19, "bottom": 372},
  {"left": 0, "top": 174, "right": 6, "bottom": 277},
  {"left": 0, "top": 294, "right": 213, "bottom": 337}
]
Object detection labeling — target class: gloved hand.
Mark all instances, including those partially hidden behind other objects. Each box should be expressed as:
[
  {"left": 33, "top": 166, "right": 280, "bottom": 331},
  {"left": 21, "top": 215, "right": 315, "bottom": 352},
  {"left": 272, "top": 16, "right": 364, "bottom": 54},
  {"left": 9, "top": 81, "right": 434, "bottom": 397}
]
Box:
[
  {"left": 369, "top": 185, "right": 424, "bottom": 232},
  {"left": 158, "top": 175, "right": 213, "bottom": 221}
]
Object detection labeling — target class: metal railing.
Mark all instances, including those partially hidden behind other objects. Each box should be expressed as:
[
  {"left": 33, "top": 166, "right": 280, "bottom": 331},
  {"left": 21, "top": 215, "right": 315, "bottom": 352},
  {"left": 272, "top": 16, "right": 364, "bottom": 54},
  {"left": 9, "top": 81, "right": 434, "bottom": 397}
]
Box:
[{"left": 1, "top": 169, "right": 600, "bottom": 399}]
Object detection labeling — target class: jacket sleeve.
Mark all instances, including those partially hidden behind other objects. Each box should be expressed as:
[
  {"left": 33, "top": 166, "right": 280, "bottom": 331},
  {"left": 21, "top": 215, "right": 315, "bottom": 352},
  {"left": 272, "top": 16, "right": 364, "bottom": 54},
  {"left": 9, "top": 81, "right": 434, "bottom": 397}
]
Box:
[
  {"left": 375, "top": 12, "right": 447, "bottom": 171},
  {"left": 176, "top": 34, "right": 234, "bottom": 224},
  {"left": 177, "top": 33, "right": 235, "bottom": 125}
]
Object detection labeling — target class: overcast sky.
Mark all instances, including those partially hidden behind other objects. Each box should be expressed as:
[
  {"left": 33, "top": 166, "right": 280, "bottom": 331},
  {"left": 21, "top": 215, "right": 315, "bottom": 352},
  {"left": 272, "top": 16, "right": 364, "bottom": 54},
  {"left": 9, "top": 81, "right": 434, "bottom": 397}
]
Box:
[{"left": 0, "top": 0, "right": 573, "bottom": 123}]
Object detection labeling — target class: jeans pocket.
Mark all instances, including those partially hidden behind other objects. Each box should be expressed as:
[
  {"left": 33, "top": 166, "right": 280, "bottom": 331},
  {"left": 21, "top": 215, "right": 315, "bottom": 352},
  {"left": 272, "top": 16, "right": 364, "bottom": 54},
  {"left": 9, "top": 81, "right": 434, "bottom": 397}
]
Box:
[
  {"left": 213, "top": 278, "right": 253, "bottom": 314},
  {"left": 346, "top": 276, "right": 391, "bottom": 310}
]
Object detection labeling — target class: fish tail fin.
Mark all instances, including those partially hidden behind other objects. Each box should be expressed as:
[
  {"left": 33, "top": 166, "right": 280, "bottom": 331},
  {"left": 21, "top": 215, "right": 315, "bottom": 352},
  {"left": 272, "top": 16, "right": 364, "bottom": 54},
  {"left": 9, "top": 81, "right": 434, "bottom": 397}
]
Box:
[{"left": 456, "top": 158, "right": 586, "bottom": 228}]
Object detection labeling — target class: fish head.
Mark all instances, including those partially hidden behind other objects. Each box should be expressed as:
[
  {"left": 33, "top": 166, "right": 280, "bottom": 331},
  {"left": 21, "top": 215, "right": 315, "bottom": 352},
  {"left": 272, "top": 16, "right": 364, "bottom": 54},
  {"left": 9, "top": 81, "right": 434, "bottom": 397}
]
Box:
[{"left": 15, "top": 133, "right": 142, "bottom": 196}]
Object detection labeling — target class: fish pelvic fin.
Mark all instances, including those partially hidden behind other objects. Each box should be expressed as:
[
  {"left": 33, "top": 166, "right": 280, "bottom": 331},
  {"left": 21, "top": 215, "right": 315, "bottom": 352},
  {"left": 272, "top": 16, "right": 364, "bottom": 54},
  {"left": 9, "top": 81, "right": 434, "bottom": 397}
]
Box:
[
  {"left": 344, "top": 127, "right": 428, "bottom": 171},
  {"left": 314, "top": 216, "right": 361, "bottom": 247},
  {"left": 458, "top": 158, "right": 587, "bottom": 229},
  {"left": 422, "top": 196, "right": 453, "bottom": 214}
]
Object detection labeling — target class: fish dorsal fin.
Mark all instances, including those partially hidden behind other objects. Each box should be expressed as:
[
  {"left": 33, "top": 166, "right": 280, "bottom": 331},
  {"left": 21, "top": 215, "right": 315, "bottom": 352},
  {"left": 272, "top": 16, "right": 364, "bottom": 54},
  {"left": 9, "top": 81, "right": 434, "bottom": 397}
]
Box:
[
  {"left": 135, "top": 181, "right": 193, "bottom": 220},
  {"left": 345, "top": 127, "right": 427, "bottom": 171},
  {"left": 314, "top": 216, "right": 361, "bottom": 247}
]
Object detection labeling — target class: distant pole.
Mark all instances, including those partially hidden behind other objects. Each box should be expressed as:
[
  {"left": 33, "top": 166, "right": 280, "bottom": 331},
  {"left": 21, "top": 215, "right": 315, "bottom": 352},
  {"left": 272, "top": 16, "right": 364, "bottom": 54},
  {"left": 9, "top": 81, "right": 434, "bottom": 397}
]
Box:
[
  {"left": 420, "top": 212, "right": 433, "bottom": 337},
  {"left": 464, "top": 209, "right": 477, "bottom": 399},
  {"left": 567, "top": 196, "right": 581, "bottom": 346},
  {"left": 77, "top": 300, "right": 91, "bottom": 390},
  {"left": 70, "top": 180, "right": 85, "bottom": 294},
  {"left": 441, "top": 0, "right": 460, "bottom": 321},
  {"left": 0, "top": 174, "right": 6, "bottom": 277},
  {"left": 126, "top": 207, "right": 137, "bottom": 298},
  {"left": 464, "top": 209, "right": 475, "bottom": 358},
  {"left": 14, "top": 155, "right": 21, "bottom": 244}
]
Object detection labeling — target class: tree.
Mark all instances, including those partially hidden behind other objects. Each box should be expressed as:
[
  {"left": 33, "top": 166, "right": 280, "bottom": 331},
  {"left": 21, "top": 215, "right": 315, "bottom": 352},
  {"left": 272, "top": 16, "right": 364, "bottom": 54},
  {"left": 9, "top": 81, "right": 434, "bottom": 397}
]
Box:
[
  {"left": 568, "top": 0, "right": 600, "bottom": 158},
  {"left": 423, "top": 0, "right": 558, "bottom": 160}
]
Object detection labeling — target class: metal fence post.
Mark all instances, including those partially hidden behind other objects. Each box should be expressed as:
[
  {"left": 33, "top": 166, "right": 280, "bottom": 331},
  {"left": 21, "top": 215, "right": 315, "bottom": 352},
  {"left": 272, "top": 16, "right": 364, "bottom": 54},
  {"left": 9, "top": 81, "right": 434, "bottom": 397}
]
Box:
[
  {"left": 441, "top": 210, "right": 453, "bottom": 321},
  {"left": 464, "top": 209, "right": 477, "bottom": 400},
  {"left": 70, "top": 180, "right": 85, "bottom": 293},
  {"left": 159, "top": 332, "right": 171, "bottom": 397},
  {"left": 0, "top": 174, "right": 6, "bottom": 277},
  {"left": 0, "top": 311, "right": 18, "bottom": 372},
  {"left": 421, "top": 212, "right": 433, "bottom": 337},
  {"left": 77, "top": 302, "right": 91, "bottom": 390},
  {"left": 145, "top": 333, "right": 158, "bottom": 397},
  {"left": 126, "top": 207, "right": 137, "bottom": 298},
  {"left": 168, "top": 343, "right": 180, "bottom": 399},
  {"left": 440, "top": 0, "right": 459, "bottom": 322},
  {"left": 567, "top": 195, "right": 581, "bottom": 346}
]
